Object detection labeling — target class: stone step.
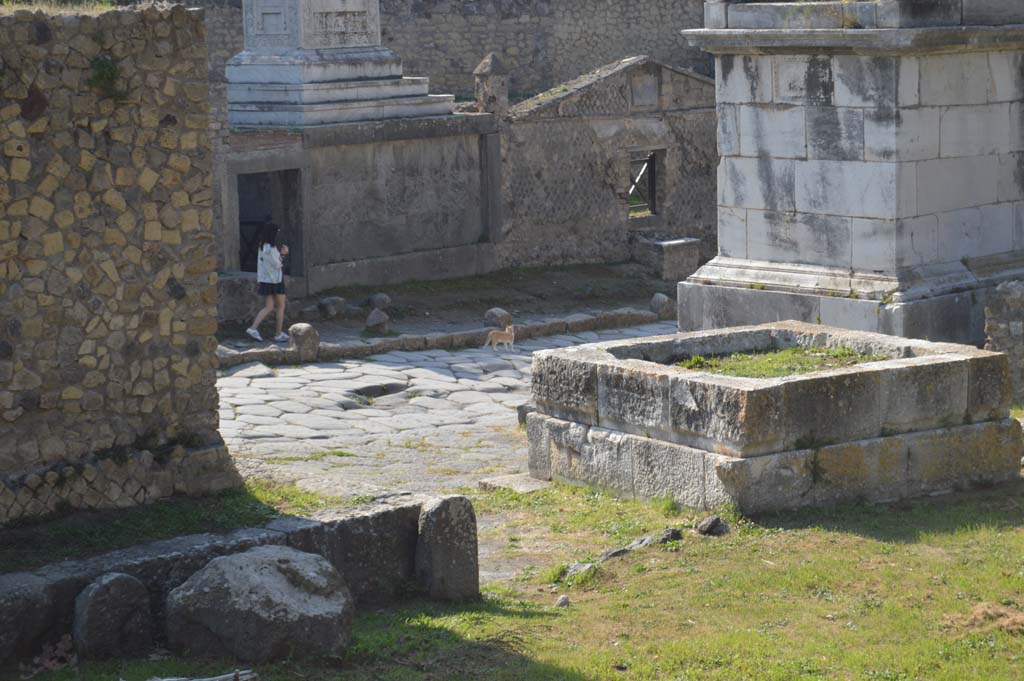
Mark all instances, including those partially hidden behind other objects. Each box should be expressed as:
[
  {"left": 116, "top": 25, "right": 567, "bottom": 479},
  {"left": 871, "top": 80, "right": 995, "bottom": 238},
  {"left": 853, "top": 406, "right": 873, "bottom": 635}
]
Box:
[
  {"left": 228, "top": 77, "right": 431, "bottom": 105},
  {"left": 228, "top": 94, "right": 457, "bottom": 127}
]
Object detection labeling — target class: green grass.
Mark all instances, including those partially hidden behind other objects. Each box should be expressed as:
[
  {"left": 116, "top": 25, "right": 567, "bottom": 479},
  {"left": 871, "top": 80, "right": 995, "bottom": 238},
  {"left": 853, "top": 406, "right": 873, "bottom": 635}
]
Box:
[
  {"left": 678, "top": 345, "right": 886, "bottom": 379},
  {"left": 1011, "top": 405, "right": 1024, "bottom": 420},
  {"left": 0, "top": 480, "right": 344, "bottom": 573},
  {"left": 262, "top": 449, "right": 356, "bottom": 464},
  {"left": 23, "top": 481, "right": 1024, "bottom": 680}
]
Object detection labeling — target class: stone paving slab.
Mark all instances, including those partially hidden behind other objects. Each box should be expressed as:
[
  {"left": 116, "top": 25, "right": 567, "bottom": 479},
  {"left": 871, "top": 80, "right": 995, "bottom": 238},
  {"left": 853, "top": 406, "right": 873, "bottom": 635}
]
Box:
[{"left": 219, "top": 322, "right": 677, "bottom": 497}]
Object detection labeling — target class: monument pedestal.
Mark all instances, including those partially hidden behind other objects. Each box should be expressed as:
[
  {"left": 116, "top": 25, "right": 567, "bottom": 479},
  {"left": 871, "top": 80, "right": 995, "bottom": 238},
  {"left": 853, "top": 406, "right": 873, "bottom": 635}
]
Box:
[
  {"left": 227, "top": 1, "right": 454, "bottom": 126},
  {"left": 681, "top": 1, "right": 1024, "bottom": 344}
]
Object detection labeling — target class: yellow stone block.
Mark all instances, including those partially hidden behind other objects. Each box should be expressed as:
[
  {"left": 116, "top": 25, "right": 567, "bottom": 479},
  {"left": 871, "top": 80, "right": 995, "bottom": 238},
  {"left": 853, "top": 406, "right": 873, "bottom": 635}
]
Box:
[
  {"left": 79, "top": 149, "right": 97, "bottom": 171},
  {"left": 167, "top": 154, "right": 191, "bottom": 173},
  {"left": 115, "top": 167, "right": 136, "bottom": 186},
  {"left": 62, "top": 386, "right": 83, "bottom": 400},
  {"left": 138, "top": 167, "right": 159, "bottom": 192},
  {"left": 144, "top": 221, "right": 162, "bottom": 241},
  {"left": 7, "top": 120, "right": 25, "bottom": 138},
  {"left": 7, "top": 200, "right": 27, "bottom": 216},
  {"left": 26, "top": 117, "right": 48, "bottom": 135},
  {"left": 36, "top": 175, "right": 59, "bottom": 198},
  {"left": 104, "top": 229, "right": 127, "bottom": 246},
  {"left": 116, "top": 210, "right": 135, "bottom": 232},
  {"left": 99, "top": 259, "right": 120, "bottom": 283},
  {"left": 140, "top": 108, "right": 159, "bottom": 128},
  {"left": 55, "top": 210, "right": 74, "bottom": 229},
  {"left": 30, "top": 197, "right": 54, "bottom": 221},
  {"left": 181, "top": 209, "right": 199, "bottom": 231},
  {"left": 161, "top": 229, "right": 181, "bottom": 245},
  {"left": 159, "top": 308, "right": 172, "bottom": 336},
  {"left": 102, "top": 189, "right": 126, "bottom": 212},
  {"left": 42, "top": 232, "right": 64, "bottom": 256},
  {"left": 10, "top": 158, "right": 30, "bottom": 182},
  {"left": 180, "top": 132, "right": 198, "bottom": 150},
  {"left": 24, "top": 259, "right": 46, "bottom": 275},
  {"left": 46, "top": 155, "right": 70, "bottom": 178}
]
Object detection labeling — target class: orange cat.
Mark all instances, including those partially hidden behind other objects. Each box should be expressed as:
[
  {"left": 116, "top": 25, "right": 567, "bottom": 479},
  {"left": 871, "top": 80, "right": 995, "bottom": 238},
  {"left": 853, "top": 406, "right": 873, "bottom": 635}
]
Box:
[{"left": 484, "top": 325, "right": 515, "bottom": 351}]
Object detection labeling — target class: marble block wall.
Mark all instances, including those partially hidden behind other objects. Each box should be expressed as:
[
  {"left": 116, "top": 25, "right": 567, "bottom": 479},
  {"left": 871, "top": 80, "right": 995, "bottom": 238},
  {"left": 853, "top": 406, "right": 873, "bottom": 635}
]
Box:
[
  {"left": 715, "top": 51, "right": 1024, "bottom": 281},
  {"left": 681, "top": 1, "right": 1024, "bottom": 344}
]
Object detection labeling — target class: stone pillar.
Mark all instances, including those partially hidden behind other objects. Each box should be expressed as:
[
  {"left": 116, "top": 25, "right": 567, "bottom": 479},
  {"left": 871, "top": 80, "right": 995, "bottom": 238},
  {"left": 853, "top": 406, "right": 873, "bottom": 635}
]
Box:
[
  {"left": 679, "top": 0, "right": 1024, "bottom": 345},
  {"left": 226, "top": 0, "right": 455, "bottom": 126},
  {"left": 473, "top": 53, "right": 510, "bottom": 115}
]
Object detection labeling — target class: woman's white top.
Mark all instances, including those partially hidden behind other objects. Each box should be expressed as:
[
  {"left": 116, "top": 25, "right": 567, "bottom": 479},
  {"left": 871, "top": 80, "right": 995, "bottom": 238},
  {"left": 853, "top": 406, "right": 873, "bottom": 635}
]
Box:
[{"left": 257, "top": 244, "right": 283, "bottom": 284}]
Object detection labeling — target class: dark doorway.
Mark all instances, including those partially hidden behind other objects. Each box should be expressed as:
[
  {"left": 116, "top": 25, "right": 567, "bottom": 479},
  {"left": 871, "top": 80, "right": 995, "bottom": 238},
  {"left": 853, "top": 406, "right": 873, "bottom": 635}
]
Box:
[{"left": 237, "top": 169, "right": 302, "bottom": 276}]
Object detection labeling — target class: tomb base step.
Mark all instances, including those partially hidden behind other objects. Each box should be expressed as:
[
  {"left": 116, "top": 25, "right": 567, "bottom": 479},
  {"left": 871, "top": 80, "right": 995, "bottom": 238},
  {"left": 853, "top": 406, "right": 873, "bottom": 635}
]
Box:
[
  {"left": 228, "top": 94, "right": 456, "bottom": 127},
  {"left": 228, "top": 77, "right": 430, "bottom": 105},
  {"left": 527, "top": 412, "right": 1023, "bottom": 515}
]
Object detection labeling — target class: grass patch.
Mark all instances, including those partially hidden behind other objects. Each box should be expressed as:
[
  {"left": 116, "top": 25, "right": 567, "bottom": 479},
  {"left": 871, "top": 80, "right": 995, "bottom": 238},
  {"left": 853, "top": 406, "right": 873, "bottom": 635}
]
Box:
[
  {"left": 678, "top": 345, "right": 886, "bottom": 379},
  {"left": 263, "top": 449, "right": 356, "bottom": 464},
  {"left": 0, "top": 480, "right": 343, "bottom": 573},
  {"left": 1011, "top": 405, "right": 1024, "bottom": 420}
]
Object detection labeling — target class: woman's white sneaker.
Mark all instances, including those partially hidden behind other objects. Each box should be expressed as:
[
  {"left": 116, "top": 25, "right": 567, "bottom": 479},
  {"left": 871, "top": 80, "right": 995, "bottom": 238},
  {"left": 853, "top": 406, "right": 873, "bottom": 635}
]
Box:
[
  {"left": 274, "top": 333, "right": 290, "bottom": 343},
  {"left": 246, "top": 328, "right": 263, "bottom": 342}
]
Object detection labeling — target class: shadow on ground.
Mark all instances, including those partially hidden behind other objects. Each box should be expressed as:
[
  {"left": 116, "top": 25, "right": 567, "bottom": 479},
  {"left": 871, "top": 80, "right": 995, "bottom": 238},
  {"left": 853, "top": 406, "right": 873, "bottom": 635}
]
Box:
[
  {"left": 755, "top": 478, "right": 1024, "bottom": 543},
  {"left": 32, "top": 597, "right": 592, "bottom": 681}
]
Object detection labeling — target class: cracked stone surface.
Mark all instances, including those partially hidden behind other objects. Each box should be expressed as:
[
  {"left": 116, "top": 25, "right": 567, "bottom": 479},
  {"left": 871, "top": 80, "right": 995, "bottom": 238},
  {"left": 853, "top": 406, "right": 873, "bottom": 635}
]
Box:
[{"left": 219, "top": 322, "right": 677, "bottom": 498}]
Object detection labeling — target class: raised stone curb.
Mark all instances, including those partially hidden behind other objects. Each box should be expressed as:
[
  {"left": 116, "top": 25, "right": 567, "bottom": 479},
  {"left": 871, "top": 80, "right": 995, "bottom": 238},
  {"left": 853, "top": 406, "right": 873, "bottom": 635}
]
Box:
[
  {"left": 0, "top": 493, "right": 478, "bottom": 667},
  {"left": 217, "top": 307, "right": 660, "bottom": 369}
]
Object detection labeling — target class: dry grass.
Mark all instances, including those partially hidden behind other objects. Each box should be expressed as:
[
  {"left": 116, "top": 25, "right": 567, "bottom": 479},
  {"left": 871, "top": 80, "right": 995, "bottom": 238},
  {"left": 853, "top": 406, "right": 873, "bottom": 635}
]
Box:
[
  {"left": 0, "top": 1, "right": 117, "bottom": 16},
  {"left": 952, "top": 603, "right": 1024, "bottom": 636}
]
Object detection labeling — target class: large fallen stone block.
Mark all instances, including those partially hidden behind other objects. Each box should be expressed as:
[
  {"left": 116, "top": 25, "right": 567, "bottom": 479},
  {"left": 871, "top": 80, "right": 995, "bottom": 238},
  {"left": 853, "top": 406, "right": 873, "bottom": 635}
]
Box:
[
  {"left": 73, "top": 573, "right": 152, "bottom": 660},
  {"left": 415, "top": 496, "right": 480, "bottom": 601},
  {"left": 166, "top": 545, "right": 354, "bottom": 663}
]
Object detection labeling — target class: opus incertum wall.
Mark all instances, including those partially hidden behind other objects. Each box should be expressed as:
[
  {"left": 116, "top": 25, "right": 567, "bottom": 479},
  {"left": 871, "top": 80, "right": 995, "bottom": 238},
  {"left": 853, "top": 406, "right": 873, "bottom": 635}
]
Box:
[
  {"left": 680, "top": 0, "right": 1024, "bottom": 345},
  {"left": 0, "top": 6, "right": 238, "bottom": 525}
]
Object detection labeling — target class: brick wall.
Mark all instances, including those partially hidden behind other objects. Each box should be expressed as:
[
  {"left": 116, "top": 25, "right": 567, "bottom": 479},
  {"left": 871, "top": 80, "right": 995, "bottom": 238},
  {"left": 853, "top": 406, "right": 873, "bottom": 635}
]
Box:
[{"left": 985, "top": 281, "right": 1024, "bottom": 404}]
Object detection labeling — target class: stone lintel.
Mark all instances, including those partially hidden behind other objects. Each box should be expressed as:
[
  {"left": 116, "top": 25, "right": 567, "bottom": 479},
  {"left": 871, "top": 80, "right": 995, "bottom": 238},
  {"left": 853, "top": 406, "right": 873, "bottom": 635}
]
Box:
[
  {"left": 299, "top": 111, "right": 497, "bottom": 148},
  {"left": 682, "top": 26, "right": 1024, "bottom": 55}
]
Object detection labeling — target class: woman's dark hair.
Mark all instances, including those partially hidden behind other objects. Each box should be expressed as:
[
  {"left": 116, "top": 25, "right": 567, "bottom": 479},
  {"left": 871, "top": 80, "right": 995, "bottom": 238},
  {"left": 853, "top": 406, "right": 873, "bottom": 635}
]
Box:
[{"left": 258, "top": 224, "right": 279, "bottom": 249}]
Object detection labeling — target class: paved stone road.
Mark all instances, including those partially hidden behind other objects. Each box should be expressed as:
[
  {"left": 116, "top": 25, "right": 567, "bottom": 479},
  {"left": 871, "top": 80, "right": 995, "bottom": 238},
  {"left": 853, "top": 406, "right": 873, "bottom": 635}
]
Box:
[{"left": 218, "top": 322, "right": 677, "bottom": 499}]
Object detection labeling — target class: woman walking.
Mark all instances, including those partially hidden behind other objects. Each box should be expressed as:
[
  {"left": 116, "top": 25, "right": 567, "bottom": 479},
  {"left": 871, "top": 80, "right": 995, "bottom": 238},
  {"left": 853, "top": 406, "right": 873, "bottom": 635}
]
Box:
[{"left": 246, "top": 225, "right": 290, "bottom": 342}]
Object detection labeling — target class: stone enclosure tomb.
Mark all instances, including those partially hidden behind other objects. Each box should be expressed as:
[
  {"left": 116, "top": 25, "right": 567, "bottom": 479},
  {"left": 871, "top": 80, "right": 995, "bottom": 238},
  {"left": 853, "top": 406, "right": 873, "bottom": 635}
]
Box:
[
  {"left": 680, "top": 0, "right": 1024, "bottom": 344},
  {"left": 527, "top": 321, "right": 1023, "bottom": 513}
]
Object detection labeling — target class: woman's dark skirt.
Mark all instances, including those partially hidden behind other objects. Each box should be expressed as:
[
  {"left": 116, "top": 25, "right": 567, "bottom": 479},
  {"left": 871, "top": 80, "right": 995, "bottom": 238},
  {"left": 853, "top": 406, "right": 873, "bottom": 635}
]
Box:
[{"left": 257, "top": 281, "right": 286, "bottom": 296}]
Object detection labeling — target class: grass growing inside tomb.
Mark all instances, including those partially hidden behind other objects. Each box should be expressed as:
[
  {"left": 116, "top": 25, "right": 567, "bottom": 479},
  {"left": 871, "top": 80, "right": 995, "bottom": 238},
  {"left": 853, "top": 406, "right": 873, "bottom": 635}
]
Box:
[
  {"left": 34, "top": 479, "right": 1024, "bottom": 680},
  {"left": 678, "top": 345, "right": 886, "bottom": 378},
  {"left": 0, "top": 480, "right": 348, "bottom": 573}
]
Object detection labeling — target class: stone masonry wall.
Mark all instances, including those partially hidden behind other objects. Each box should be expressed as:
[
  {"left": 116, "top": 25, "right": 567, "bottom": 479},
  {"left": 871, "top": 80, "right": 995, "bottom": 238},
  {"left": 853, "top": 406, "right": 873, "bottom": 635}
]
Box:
[
  {"left": 985, "top": 280, "right": 1024, "bottom": 404},
  {"left": 0, "top": 5, "right": 235, "bottom": 525},
  {"left": 498, "top": 60, "right": 718, "bottom": 268}
]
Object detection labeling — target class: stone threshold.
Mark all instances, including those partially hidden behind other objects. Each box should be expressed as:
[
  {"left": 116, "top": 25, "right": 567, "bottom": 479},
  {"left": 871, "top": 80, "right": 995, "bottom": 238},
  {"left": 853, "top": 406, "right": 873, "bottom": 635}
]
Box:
[
  {"left": 217, "top": 306, "right": 667, "bottom": 369},
  {"left": 0, "top": 492, "right": 476, "bottom": 666}
]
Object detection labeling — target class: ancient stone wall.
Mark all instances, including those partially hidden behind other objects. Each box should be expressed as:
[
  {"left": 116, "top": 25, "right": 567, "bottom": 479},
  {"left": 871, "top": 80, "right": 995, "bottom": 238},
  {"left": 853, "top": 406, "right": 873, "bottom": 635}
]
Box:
[
  {"left": 497, "top": 59, "right": 718, "bottom": 269},
  {"left": 985, "top": 280, "right": 1024, "bottom": 404},
  {"left": 0, "top": 5, "right": 235, "bottom": 525},
  {"left": 379, "top": 0, "right": 710, "bottom": 98}
]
